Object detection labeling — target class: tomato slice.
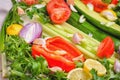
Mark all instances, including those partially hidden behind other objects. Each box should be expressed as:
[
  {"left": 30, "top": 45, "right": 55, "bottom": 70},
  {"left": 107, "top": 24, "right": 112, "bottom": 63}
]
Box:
[
  {"left": 111, "top": 0, "right": 118, "bottom": 4},
  {"left": 93, "top": 0, "right": 108, "bottom": 12},
  {"left": 47, "top": 0, "right": 67, "bottom": 13},
  {"left": 81, "top": 0, "right": 108, "bottom": 12},
  {"left": 50, "top": 7, "right": 71, "bottom": 24},
  {"left": 46, "top": 0, "right": 71, "bottom": 24},
  {"left": 97, "top": 36, "right": 114, "bottom": 58}
]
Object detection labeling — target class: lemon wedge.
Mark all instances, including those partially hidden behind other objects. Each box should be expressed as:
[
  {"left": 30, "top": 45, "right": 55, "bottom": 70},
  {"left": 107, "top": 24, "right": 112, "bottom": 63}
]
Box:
[
  {"left": 84, "top": 59, "right": 106, "bottom": 76},
  {"left": 7, "top": 24, "right": 23, "bottom": 35},
  {"left": 101, "top": 9, "right": 117, "bottom": 21},
  {"left": 67, "top": 68, "right": 92, "bottom": 80}
]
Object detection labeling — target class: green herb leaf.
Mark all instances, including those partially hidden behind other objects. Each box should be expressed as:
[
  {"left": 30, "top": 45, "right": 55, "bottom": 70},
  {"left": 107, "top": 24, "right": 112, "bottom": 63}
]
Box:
[
  {"left": 90, "top": 69, "right": 104, "bottom": 80},
  {"left": 4, "top": 36, "right": 68, "bottom": 80},
  {"left": 26, "top": 6, "right": 50, "bottom": 23},
  {"left": 100, "top": 58, "right": 110, "bottom": 70},
  {"left": 0, "top": 3, "right": 23, "bottom": 52},
  {"left": 102, "top": 0, "right": 112, "bottom": 4}
]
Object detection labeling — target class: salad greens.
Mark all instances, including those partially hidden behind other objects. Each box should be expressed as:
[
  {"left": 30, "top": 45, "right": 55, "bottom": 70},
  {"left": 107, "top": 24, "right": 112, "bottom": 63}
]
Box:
[
  {"left": 26, "top": 6, "right": 50, "bottom": 23},
  {"left": 1, "top": 0, "right": 120, "bottom": 80},
  {"left": 113, "top": 2, "right": 120, "bottom": 25},
  {"left": 0, "top": 0, "right": 48, "bottom": 52},
  {"left": 90, "top": 69, "right": 104, "bottom": 80},
  {"left": 0, "top": 1, "right": 67, "bottom": 79},
  {"left": 4, "top": 36, "right": 67, "bottom": 80},
  {"left": 102, "top": 0, "right": 112, "bottom": 4},
  {"left": 0, "top": 0, "right": 22, "bottom": 52},
  {"left": 90, "top": 59, "right": 120, "bottom": 80}
]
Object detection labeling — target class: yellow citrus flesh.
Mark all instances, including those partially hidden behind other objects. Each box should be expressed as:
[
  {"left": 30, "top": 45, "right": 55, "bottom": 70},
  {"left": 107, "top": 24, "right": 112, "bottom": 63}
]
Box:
[
  {"left": 7, "top": 24, "right": 23, "bottom": 35},
  {"left": 84, "top": 59, "right": 106, "bottom": 76},
  {"left": 101, "top": 9, "right": 117, "bottom": 21},
  {"left": 67, "top": 68, "right": 92, "bottom": 80}
]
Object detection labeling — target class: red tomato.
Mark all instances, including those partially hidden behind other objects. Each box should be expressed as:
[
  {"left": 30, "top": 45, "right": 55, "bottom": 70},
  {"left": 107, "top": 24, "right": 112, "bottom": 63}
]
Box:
[
  {"left": 111, "top": 0, "right": 118, "bottom": 5},
  {"left": 81, "top": 0, "right": 92, "bottom": 4},
  {"left": 22, "top": 0, "right": 38, "bottom": 6},
  {"left": 50, "top": 8, "right": 71, "bottom": 24},
  {"left": 97, "top": 36, "right": 114, "bottom": 58},
  {"left": 47, "top": 0, "right": 65, "bottom": 14},
  {"left": 46, "top": 0, "right": 71, "bottom": 24},
  {"left": 81, "top": 0, "right": 108, "bottom": 12}
]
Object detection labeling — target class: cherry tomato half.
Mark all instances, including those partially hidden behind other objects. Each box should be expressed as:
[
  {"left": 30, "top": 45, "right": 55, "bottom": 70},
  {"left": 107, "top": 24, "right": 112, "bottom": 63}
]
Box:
[
  {"left": 97, "top": 36, "right": 114, "bottom": 58},
  {"left": 111, "top": 0, "right": 119, "bottom": 5}
]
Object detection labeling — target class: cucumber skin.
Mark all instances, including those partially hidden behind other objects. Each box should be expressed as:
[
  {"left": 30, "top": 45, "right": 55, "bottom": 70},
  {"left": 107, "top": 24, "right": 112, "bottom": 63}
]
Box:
[
  {"left": 67, "top": 12, "right": 120, "bottom": 50},
  {"left": 74, "top": 2, "right": 120, "bottom": 39}
]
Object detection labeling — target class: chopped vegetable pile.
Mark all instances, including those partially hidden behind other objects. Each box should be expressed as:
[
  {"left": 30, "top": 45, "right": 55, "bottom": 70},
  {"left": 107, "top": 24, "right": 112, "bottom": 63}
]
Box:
[{"left": 0, "top": 0, "right": 120, "bottom": 80}]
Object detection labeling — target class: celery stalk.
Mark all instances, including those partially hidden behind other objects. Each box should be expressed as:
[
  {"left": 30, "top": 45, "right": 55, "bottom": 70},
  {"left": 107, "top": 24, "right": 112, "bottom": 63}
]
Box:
[
  {"left": 41, "top": 22, "right": 116, "bottom": 64},
  {"left": 45, "top": 23, "right": 69, "bottom": 38},
  {"left": 61, "top": 23, "right": 100, "bottom": 45},
  {"left": 42, "top": 23, "right": 98, "bottom": 59},
  {"left": 45, "top": 23, "right": 97, "bottom": 52},
  {"left": 42, "top": 25, "right": 63, "bottom": 37}
]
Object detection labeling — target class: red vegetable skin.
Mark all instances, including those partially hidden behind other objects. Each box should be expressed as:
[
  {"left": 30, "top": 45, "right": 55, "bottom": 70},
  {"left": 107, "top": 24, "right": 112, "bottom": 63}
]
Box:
[
  {"left": 21, "top": 0, "right": 38, "bottom": 5},
  {"left": 46, "top": 0, "right": 71, "bottom": 24},
  {"left": 46, "top": 36, "right": 85, "bottom": 61},
  {"left": 97, "top": 36, "right": 114, "bottom": 58},
  {"left": 81, "top": 0, "right": 108, "bottom": 12},
  {"left": 32, "top": 36, "right": 85, "bottom": 72},
  {"left": 111, "top": 0, "right": 118, "bottom": 5},
  {"left": 32, "top": 45, "right": 75, "bottom": 72}
]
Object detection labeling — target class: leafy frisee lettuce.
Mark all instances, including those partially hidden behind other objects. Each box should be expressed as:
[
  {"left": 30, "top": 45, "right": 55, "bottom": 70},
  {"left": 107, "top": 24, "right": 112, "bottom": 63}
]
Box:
[
  {"left": 1, "top": 0, "right": 67, "bottom": 79},
  {"left": 0, "top": 0, "right": 23, "bottom": 52},
  {"left": 0, "top": 0, "right": 48, "bottom": 52},
  {"left": 4, "top": 36, "right": 68, "bottom": 80},
  {"left": 102, "top": 0, "right": 112, "bottom": 4},
  {"left": 26, "top": 6, "right": 50, "bottom": 23},
  {"left": 114, "top": 3, "right": 120, "bottom": 25}
]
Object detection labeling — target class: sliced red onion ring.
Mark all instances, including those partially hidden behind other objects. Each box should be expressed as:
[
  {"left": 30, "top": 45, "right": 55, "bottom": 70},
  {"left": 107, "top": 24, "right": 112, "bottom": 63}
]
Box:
[
  {"left": 114, "top": 59, "right": 120, "bottom": 73},
  {"left": 19, "top": 22, "right": 42, "bottom": 43},
  {"left": 72, "top": 33, "right": 83, "bottom": 44},
  {"left": 49, "top": 66, "right": 62, "bottom": 72}
]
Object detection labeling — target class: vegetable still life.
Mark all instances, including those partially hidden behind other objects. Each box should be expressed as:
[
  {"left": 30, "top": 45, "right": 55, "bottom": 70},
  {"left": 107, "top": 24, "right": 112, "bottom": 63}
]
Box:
[{"left": 0, "top": 0, "right": 120, "bottom": 80}]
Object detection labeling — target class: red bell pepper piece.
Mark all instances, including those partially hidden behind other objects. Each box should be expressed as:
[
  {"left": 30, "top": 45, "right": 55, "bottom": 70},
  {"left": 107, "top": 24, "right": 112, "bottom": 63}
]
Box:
[
  {"left": 97, "top": 36, "right": 114, "bottom": 58},
  {"left": 32, "top": 36, "right": 85, "bottom": 72}
]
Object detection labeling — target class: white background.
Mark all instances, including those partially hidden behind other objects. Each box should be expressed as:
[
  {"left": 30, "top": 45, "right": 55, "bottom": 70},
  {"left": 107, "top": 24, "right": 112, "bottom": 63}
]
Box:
[
  {"left": 0, "top": 0, "right": 12, "bottom": 30},
  {"left": 0, "top": 0, "right": 12, "bottom": 79}
]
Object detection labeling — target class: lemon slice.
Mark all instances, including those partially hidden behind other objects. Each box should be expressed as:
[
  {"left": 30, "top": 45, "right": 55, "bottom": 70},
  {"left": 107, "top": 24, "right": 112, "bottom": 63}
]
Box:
[
  {"left": 84, "top": 59, "right": 106, "bottom": 76},
  {"left": 67, "top": 68, "right": 92, "bottom": 80},
  {"left": 101, "top": 9, "right": 117, "bottom": 21}
]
